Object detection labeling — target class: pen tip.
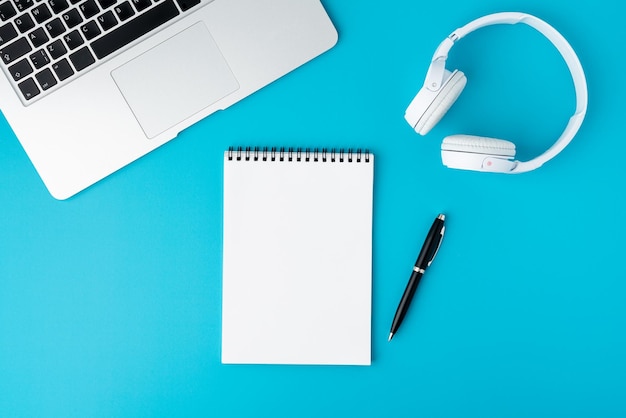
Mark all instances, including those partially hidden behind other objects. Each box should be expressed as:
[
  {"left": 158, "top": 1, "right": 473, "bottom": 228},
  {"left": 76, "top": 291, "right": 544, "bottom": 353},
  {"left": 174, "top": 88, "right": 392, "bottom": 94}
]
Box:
[
  {"left": 438, "top": 214, "right": 445, "bottom": 221},
  {"left": 388, "top": 333, "right": 393, "bottom": 342}
]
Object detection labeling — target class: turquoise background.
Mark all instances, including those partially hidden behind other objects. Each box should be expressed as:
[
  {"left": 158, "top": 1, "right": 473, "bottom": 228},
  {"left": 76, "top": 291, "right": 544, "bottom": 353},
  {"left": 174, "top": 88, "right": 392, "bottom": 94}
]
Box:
[{"left": 1, "top": 0, "right": 625, "bottom": 416}]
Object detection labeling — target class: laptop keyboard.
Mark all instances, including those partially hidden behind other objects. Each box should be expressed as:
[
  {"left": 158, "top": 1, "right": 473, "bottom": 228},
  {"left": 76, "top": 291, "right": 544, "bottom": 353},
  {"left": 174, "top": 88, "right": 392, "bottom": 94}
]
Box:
[{"left": 0, "top": 0, "right": 205, "bottom": 103}]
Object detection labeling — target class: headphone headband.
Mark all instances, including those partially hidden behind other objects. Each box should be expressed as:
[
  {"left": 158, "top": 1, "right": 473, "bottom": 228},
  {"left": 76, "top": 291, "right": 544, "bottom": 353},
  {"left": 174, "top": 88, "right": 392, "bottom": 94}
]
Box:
[{"left": 424, "top": 12, "right": 588, "bottom": 172}]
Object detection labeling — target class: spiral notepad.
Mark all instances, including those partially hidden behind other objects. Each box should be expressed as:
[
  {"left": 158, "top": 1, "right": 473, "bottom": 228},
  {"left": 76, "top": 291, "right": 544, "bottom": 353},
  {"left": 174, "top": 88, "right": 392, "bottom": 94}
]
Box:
[{"left": 222, "top": 147, "right": 374, "bottom": 365}]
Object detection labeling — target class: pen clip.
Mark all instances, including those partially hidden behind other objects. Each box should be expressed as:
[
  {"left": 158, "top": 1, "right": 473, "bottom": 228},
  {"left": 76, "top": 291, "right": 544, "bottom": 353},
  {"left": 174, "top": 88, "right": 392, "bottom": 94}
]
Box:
[{"left": 427, "top": 225, "right": 445, "bottom": 267}]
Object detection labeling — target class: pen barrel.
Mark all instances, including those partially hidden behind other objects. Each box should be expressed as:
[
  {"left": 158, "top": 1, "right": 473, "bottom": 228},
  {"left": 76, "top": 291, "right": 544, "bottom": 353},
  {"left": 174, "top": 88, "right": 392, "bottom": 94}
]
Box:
[{"left": 390, "top": 271, "right": 423, "bottom": 334}]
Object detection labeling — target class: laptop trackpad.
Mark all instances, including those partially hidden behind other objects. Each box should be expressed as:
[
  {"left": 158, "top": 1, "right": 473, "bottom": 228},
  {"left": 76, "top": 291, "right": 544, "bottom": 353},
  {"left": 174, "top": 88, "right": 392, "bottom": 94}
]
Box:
[{"left": 112, "top": 22, "right": 239, "bottom": 139}]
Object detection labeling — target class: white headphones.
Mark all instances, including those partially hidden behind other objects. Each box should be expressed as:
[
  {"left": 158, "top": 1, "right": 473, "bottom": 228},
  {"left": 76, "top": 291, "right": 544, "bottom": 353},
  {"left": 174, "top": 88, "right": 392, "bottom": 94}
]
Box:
[{"left": 405, "top": 12, "right": 588, "bottom": 173}]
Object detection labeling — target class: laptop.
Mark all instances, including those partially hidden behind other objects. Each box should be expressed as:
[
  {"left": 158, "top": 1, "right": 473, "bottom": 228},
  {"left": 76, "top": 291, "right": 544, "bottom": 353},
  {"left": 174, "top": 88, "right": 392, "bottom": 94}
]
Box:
[{"left": 0, "top": 0, "right": 337, "bottom": 199}]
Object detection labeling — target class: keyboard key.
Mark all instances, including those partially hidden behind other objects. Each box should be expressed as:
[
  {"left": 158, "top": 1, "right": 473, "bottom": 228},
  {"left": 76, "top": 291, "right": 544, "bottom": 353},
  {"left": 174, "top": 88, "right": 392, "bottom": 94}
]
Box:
[
  {"left": 0, "top": 1, "right": 16, "bottom": 20},
  {"left": 96, "top": 10, "right": 116, "bottom": 30},
  {"left": 18, "top": 76, "right": 39, "bottom": 99},
  {"left": 63, "top": 28, "right": 83, "bottom": 49},
  {"left": 80, "top": 19, "right": 99, "bottom": 40},
  {"left": 175, "top": 0, "right": 199, "bottom": 12},
  {"left": 68, "top": 45, "right": 93, "bottom": 70},
  {"left": 28, "top": 27, "right": 49, "bottom": 47},
  {"left": 113, "top": 1, "right": 133, "bottom": 21},
  {"left": 29, "top": 48, "right": 49, "bottom": 68},
  {"left": 7, "top": 56, "right": 32, "bottom": 80},
  {"left": 45, "top": 17, "right": 65, "bottom": 37},
  {"left": 92, "top": 0, "right": 178, "bottom": 59},
  {"left": 52, "top": 56, "right": 72, "bottom": 80},
  {"left": 0, "top": 22, "right": 17, "bottom": 46},
  {"left": 0, "top": 36, "right": 31, "bottom": 63},
  {"left": 14, "top": 13, "right": 35, "bottom": 33},
  {"left": 45, "top": 38, "right": 65, "bottom": 58},
  {"left": 61, "top": 7, "right": 82, "bottom": 27},
  {"left": 31, "top": 3, "right": 52, "bottom": 23},
  {"left": 14, "top": 0, "right": 34, "bottom": 12},
  {"left": 131, "top": 0, "right": 151, "bottom": 12},
  {"left": 96, "top": 0, "right": 115, "bottom": 9},
  {"left": 48, "top": 0, "right": 69, "bottom": 14},
  {"left": 35, "top": 67, "right": 56, "bottom": 89},
  {"left": 78, "top": 0, "right": 98, "bottom": 18}
]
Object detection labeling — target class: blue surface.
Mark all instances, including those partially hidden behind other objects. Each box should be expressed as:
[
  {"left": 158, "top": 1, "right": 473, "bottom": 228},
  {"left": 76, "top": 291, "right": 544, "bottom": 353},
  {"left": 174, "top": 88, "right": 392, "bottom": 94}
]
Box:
[{"left": 1, "top": 0, "right": 625, "bottom": 417}]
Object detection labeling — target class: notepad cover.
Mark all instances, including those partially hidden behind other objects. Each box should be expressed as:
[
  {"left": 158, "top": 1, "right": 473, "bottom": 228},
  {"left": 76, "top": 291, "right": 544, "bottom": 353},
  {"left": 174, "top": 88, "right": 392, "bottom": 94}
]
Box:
[{"left": 221, "top": 148, "right": 373, "bottom": 365}]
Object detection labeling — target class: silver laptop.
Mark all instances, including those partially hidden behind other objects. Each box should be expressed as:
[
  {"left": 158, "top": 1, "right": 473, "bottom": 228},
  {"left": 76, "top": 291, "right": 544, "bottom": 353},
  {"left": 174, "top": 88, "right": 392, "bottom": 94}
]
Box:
[{"left": 0, "top": 0, "right": 337, "bottom": 199}]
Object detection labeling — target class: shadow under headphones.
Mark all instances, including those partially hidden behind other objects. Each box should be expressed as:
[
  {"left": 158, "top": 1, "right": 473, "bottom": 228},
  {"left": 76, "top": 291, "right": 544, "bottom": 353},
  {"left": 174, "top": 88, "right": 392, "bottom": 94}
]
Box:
[{"left": 405, "top": 12, "right": 588, "bottom": 173}]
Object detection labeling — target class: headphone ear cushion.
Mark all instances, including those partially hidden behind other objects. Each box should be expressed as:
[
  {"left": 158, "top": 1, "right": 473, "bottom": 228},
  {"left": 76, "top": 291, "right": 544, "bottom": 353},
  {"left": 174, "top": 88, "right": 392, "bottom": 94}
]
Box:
[
  {"left": 415, "top": 70, "right": 467, "bottom": 136},
  {"left": 442, "top": 135, "right": 516, "bottom": 157}
]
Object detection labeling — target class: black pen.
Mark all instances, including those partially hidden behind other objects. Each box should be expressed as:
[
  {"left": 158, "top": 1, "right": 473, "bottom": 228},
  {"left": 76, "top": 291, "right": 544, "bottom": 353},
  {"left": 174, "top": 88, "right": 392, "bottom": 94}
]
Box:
[{"left": 388, "top": 214, "right": 446, "bottom": 341}]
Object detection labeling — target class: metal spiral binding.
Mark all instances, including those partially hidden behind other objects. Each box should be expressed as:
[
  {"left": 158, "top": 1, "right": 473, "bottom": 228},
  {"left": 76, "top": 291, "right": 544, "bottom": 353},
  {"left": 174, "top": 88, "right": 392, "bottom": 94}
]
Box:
[{"left": 227, "top": 147, "right": 371, "bottom": 163}]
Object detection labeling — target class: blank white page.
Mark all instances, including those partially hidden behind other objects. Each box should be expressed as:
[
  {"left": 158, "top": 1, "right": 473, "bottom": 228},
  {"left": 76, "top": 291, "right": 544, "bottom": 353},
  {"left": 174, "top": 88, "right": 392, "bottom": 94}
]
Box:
[{"left": 222, "top": 149, "right": 373, "bottom": 365}]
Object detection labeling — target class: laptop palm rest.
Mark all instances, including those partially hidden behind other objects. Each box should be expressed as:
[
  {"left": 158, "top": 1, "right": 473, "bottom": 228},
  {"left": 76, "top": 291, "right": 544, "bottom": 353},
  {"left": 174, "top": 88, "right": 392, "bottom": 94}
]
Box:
[{"left": 111, "top": 22, "right": 239, "bottom": 139}]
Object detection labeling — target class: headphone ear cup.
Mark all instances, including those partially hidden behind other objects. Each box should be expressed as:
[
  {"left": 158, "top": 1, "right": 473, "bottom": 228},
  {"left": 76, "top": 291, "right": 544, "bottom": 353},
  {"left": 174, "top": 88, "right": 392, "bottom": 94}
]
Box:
[
  {"left": 441, "top": 135, "right": 517, "bottom": 172},
  {"left": 415, "top": 70, "right": 467, "bottom": 135}
]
